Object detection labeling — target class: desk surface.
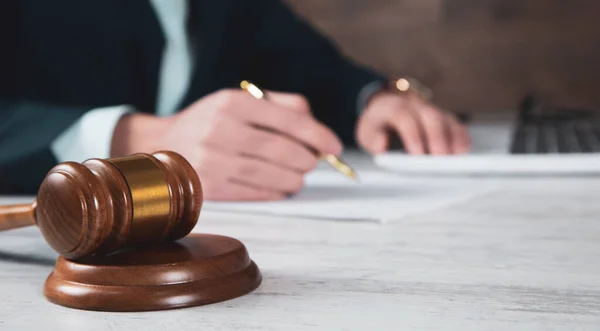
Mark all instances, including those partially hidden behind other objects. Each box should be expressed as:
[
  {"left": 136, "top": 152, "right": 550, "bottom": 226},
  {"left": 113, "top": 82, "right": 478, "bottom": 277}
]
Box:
[{"left": 1, "top": 154, "right": 599, "bottom": 330}]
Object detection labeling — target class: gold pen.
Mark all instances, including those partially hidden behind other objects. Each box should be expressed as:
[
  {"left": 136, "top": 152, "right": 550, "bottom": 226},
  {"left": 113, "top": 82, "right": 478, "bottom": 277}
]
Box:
[{"left": 240, "top": 80, "right": 358, "bottom": 181}]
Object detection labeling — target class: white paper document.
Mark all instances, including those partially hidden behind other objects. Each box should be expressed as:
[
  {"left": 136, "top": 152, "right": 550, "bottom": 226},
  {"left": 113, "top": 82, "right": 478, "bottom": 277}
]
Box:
[{"left": 203, "top": 171, "right": 497, "bottom": 223}]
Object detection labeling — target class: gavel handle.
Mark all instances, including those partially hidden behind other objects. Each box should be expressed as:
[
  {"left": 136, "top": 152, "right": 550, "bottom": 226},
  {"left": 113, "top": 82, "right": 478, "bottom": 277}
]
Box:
[{"left": 0, "top": 203, "right": 36, "bottom": 231}]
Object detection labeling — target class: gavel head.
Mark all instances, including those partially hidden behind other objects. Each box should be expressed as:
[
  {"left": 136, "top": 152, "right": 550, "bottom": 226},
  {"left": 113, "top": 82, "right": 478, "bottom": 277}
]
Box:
[{"left": 33, "top": 151, "right": 203, "bottom": 260}]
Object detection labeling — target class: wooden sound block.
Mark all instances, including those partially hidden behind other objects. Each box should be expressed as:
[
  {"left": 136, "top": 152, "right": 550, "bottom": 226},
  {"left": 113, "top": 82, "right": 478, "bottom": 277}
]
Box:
[{"left": 43, "top": 234, "right": 262, "bottom": 312}]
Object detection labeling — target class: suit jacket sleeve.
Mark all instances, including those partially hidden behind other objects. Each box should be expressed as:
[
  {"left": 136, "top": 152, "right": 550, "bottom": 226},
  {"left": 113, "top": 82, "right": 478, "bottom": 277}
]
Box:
[
  {"left": 0, "top": 1, "right": 83, "bottom": 194},
  {"left": 0, "top": 101, "right": 84, "bottom": 194},
  {"left": 243, "top": 0, "right": 386, "bottom": 146}
]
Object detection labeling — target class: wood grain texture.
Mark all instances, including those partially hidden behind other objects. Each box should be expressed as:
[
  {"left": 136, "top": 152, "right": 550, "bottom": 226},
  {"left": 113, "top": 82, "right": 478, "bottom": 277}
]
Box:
[
  {"left": 285, "top": 0, "right": 600, "bottom": 112},
  {"left": 153, "top": 151, "right": 204, "bottom": 241},
  {"left": 44, "top": 234, "right": 261, "bottom": 312},
  {"left": 0, "top": 203, "right": 35, "bottom": 231},
  {"left": 0, "top": 151, "right": 203, "bottom": 260},
  {"left": 36, "top": 161, "right": 113, "bottom": 259},
  {"left": 0, "top": 152, "right": 598, "bottom": 330}
]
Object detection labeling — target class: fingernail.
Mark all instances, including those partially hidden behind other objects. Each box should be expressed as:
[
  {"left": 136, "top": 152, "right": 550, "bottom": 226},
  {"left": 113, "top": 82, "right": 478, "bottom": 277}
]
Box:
[
  {"left": 373, "top": 136, "right": 387, "bottom": 153},
  {"left": 270, "top": 193, "right": 287, "bottom": 201},
  {"left": 410, "top": 147, "right": 425, "bottom": 155},
  {"left": 413, "top": 143, "right": 425, "bottom": 155},
  {"left": 458, "top": 144, "right": 470, "bottom": 154}
]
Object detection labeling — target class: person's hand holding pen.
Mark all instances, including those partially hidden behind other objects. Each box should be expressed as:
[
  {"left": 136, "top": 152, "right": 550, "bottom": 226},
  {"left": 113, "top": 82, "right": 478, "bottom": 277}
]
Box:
[
  {"left": 240, "top": 81, "right": 357, "bottom": 181},
  {"left": 111, "top": 87, "right": 344, "bottom": 201}
]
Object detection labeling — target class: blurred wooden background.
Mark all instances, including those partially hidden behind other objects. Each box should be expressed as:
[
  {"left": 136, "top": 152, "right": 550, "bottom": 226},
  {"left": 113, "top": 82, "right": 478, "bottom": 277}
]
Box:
[{"left": 286, "top": 0, "right": 600, "bottom": 112}]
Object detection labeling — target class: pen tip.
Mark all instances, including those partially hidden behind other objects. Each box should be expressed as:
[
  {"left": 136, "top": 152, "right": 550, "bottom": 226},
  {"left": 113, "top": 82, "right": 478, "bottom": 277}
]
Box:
[
  {"left": 321, "top": 154, "right": 359, "bottom": 182},
  {"left": 340, "top": 167, "right": 359, "bottom": 182}
]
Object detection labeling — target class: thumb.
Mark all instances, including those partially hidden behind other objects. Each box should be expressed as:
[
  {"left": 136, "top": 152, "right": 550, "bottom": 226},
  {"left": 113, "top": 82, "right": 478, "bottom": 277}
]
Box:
[
  {"left": 262, "top": 91, "right": 312, "bottom": 114},
  {"left": 245, "top": 88, "right": 343, "bottom": 155},
  {"left": 356, "top": 117, "right": 388, "bottom": 154}
]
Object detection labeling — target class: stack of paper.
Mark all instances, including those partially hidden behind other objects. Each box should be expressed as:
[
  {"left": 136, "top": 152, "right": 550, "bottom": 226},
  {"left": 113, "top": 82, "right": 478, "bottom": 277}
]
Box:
[{"left": 203, "top": 171, "right": 497, "bottom": 223}]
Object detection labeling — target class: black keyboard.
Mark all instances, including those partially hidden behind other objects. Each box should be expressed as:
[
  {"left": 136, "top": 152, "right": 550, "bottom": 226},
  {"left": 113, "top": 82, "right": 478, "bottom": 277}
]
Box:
[{"left": 510, "top": 106, "right": 600, "bottom": 154}]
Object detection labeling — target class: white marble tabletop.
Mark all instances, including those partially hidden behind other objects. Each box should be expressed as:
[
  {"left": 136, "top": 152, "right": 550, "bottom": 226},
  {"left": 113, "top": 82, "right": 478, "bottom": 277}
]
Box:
[{"left": 1, "top": 153, "right": 599, "bottom": 330}]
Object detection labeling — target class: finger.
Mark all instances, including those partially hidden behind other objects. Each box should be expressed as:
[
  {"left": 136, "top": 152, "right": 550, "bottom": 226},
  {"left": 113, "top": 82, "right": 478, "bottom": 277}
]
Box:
[
  {"left": 228, "top": 92, "right": 343, "bottom": 155},
  {"left": 199, "top": 119, "right": 318, "bottom": 173},
  {"left": 228, "top": 154, "right": 305, "bottom": 194},
  {"left": 235, "top": 123, "right": 319, "bottom": 172},
  {"left": 414, "top": 105, "right": 452, "bottom": 155},
  {"left": 356, "top": 116, "right": 388, "bottom": 154},
  {"left": 387, "top": 110, "right": 425, "bottom": 155},
  {"left": 447, "top": 113, "right": 470, "bottom": 154},
  {"left": 204, "top": 179, "right": 285, "bottom": 201},
  {"left": 263, "top": 91, "right": 311, "bottom": 114},
  {"left": 184, "top": 148, "right": 285, "bottom": 201}
]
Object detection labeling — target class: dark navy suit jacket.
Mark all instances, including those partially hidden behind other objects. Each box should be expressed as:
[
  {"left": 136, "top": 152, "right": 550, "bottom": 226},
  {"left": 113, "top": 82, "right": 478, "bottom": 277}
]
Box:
[{"left": 0, "top": 0, "right": 383, "bottom": 193}]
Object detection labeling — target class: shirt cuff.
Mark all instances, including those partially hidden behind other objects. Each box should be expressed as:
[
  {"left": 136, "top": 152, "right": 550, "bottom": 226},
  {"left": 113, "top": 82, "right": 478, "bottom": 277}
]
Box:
[
  {"left": 356, "top": 80, "right": 386, "bottom": 115},
  {"left": 50, "top": 105, "right": 134, "bottom": 163}
]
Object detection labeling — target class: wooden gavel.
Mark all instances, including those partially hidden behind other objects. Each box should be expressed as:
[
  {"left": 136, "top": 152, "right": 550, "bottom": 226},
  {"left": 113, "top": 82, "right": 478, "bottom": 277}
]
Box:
[{"left": 0, "top": 151, "right": 202, "bottom": 260}]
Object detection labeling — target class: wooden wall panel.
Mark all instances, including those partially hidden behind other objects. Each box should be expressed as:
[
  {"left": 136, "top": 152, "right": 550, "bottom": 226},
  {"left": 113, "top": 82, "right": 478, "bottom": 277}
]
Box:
[{"left": 285, "top": 0, "right": 600, "bottom": 112}]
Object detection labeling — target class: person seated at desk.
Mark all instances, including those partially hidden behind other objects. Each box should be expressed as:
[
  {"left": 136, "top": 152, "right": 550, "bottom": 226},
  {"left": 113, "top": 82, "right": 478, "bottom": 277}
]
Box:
[{"left": 0, "top": 0, "right": 469, "bottom": 200}]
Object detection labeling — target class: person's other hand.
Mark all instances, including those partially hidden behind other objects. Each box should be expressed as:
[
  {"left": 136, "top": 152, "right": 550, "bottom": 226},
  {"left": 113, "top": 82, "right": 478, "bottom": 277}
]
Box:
[
  {"left": 356, "top": 91, "right": 470, "bottom": 155},
  {"left": 111, "top": 89, "right": 342, "bottom": 201}
]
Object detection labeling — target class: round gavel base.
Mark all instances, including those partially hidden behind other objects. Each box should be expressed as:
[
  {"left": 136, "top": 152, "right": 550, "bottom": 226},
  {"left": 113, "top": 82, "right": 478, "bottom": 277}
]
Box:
[{"left": 43, "top": 234, "right": 262, "bottom": 312}]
